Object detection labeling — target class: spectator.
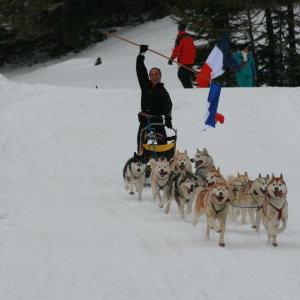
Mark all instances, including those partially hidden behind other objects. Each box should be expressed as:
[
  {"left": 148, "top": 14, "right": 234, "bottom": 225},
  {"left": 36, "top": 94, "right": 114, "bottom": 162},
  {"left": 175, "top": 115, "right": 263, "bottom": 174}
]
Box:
[
  {"left": 232, "top": 44, "right": 257, "bottom": 87},
  {"left": 169, "top": 24, "right": 196, "bottom": 88}
]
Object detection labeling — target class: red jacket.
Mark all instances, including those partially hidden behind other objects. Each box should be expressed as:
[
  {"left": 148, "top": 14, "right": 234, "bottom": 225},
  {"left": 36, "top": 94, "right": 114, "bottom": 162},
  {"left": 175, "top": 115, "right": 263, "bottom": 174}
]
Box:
[{"left": 171, "top": 31, "right": 196, "bottom": 65}]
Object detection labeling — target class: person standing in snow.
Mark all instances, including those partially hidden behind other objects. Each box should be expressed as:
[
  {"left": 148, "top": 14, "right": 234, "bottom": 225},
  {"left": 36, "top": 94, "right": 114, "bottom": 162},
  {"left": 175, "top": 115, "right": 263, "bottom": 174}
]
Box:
[
  {"left": 136, "top": 44, "right": 173, "bottom": 153},
  {"left": 232, "top": 44, "right": 257, "bottom": 87},
  {"left": 168, "top": 23, "right": 196, "bottom": 88}
]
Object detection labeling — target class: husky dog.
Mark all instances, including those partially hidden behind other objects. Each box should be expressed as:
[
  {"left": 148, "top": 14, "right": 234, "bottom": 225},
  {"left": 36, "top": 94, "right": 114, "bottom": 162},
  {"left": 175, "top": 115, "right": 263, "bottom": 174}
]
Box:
[
  {"left": 149, "top": 158, "right": 172, "bottom": 207},
  {"left": 204, "top": 183, "right": 232, "bottom": 247},
  {"left": 170, "top": 150, "right": 192, "bottom": 175},
  {"left": 227, "top": 172, "right": 250, "bottom": 223},
  {"left": 165, "top": 171, "right": 198, "bottom": 219},
  {"left": 261, "top": 174, "right": 288, "bottom": 247},
  {"left": 205, "top": 167, "right": 226, "bottom": 186},
  {"left": 238, "top": 174, "right": 269, "bottom": 231},
  {"left": 192, "top": 168, "right": 226, "bottom": 226},
  {"left": 191, "top": 148, "right": 215, "bottom": 186},
  {"left": 123, "top": 152, "right": 147, "bottom": 200}
]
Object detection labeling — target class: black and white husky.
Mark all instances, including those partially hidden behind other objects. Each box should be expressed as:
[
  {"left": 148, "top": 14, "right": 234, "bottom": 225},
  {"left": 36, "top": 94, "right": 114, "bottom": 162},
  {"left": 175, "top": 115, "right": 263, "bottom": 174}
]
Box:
[
  {"left": 123, "top": 153, "right": 147, "bottom": 200},
  {"left": 165, "top": 171, "right": 198, "bottom": 220}
]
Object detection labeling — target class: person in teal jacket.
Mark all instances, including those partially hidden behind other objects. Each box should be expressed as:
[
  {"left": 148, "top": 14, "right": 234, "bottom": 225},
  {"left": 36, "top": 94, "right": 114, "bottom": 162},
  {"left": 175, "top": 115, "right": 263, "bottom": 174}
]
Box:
[{"left": 232, "top": 44, "right": 257, "bottom": 87}]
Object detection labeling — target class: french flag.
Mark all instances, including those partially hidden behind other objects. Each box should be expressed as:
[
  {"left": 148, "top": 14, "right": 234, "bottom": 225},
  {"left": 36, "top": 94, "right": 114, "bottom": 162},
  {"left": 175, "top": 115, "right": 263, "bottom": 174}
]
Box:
[
  {"left": 202, "top": 82, "right": 225, "bottom": 131},
  {"left": 196, "top": 32, "right": 233, "bottom": 88}
]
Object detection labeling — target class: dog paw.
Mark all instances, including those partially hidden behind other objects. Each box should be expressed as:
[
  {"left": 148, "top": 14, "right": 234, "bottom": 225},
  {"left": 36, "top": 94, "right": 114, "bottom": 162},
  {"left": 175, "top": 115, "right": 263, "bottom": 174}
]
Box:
[
  {"left": 129, "top": 192, "right": 134, "bottom": 195},
  {"left": 272, "top": 242, "right": 278, "bottom": 247},
  {"left": 219, "top": 242, "right": 225, "bottom": 247},
  {"left": 252, "top": 225, "right": 257, "bottom": 229}
]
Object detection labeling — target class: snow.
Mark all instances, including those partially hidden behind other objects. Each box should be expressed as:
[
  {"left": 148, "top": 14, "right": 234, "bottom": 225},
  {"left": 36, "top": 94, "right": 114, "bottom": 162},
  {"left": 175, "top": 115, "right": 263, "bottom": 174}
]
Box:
[{"left": 1, "top": 17, "right": 300, "bottom": 300}]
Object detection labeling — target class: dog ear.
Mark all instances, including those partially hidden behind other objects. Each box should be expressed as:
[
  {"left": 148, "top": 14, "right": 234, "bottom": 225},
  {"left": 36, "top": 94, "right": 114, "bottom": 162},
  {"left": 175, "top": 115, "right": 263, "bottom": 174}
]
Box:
[
  {"left": 203, "top": 147, "right": 207, "bottom": 154},
  {"left": 149, "top": 158, "right": 156, "bottom": 168},
  {"left": 266, "top": 174, "right": 270, "bottom": 181},
  {"left": 184, "top": 149, "right": 187, "bottom": 154},
  {"left": 237, "top": 172, "right": 240, "bottom": 176},
  {"left": 258, "top": 173, "right": 261, "bottom": 178},
  {"left": 244, "top": 171, "right": 248, "bottom": 177},
  {"left": 197, "top": 147, "right": 200, "bottom": 152},
  {"left": 279, "top": 173, "right": 283, "bottom": 180}
]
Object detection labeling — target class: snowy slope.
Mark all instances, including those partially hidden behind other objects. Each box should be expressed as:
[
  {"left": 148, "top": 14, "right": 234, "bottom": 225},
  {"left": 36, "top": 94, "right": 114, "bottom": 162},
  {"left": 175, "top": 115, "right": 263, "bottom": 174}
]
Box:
[
  {"left": 1, "top": 18, "right": 300, "bottom": 300},
  {"left": 3, "top": 18, "right": 182, "bottom": 89}
]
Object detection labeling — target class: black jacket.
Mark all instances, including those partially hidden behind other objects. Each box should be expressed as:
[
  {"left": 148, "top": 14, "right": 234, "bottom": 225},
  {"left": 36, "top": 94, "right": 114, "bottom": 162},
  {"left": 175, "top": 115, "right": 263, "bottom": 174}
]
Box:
[{"left": 136, "top": 54, "right": 172, "bottom": 121}]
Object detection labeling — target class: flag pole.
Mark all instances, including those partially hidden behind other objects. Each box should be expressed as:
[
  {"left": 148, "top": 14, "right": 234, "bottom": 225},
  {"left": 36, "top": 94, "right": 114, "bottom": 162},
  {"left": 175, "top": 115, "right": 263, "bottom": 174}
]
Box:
[{"left": 102, "top": 31, "right": 210, "bottom": 81}]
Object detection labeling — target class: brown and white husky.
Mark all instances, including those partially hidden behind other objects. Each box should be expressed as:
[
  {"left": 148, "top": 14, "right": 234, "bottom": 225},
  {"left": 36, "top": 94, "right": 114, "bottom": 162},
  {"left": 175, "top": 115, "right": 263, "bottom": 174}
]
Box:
[{"left": 261, "top": 174, "right": 288, "bottom": 247}]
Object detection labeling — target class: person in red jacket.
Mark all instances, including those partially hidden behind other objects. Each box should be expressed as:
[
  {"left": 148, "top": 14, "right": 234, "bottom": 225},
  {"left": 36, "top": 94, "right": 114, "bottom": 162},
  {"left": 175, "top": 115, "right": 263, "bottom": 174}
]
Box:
[{"left": 168, "top": 24, "right": 196, "bottom": 88}]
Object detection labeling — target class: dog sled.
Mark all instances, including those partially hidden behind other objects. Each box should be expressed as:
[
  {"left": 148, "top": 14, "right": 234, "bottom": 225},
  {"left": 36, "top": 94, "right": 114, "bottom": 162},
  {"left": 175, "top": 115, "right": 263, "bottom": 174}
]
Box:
[{"left": 138, "top": 122, "right": 177, "bottom": 162}]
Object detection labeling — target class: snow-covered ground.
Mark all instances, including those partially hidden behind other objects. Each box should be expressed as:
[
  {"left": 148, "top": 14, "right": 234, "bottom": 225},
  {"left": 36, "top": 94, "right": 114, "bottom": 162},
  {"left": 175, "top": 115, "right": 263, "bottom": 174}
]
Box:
[{"left": 1, "top": 17, "right": 300, "bottom": 300}]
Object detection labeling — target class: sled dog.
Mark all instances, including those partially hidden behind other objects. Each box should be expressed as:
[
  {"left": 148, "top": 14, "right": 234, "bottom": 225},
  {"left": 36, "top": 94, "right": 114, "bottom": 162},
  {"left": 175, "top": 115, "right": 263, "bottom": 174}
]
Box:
[
  {"left": 149, "top": 158, "right": 172, "bottom": 207},
  {"left": 192, "top": 168, "right": 226, "bottom": 226},
  {"left": 261, "top": 174, "right": 288, "bottom": 247},
  {"left": 164, "top": 171, "right": 198, "bottom": 219},
  {"left": 238, "top": 174, "right": 269, "bottom": 231},
  {"left": 123, "top": 152, "right": 147, "bottom": 200},
  {"left": 227, "top": 172, "right": 250, "bottom": 223},
  {"left": 204, "top": 182, "right": 232, "bottom": 247},
  {"left": 191, "top": 148, "right": 215, "bottom": 186},
  {"left": 170, "top": 150, "right": 192, "bottom": 175}
]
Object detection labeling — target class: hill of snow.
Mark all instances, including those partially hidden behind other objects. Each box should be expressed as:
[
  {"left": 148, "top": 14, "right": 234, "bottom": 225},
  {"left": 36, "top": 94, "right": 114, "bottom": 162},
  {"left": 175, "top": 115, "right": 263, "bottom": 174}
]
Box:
[{"left": 1, "top": 17, "right": 300, "bottom": 300}]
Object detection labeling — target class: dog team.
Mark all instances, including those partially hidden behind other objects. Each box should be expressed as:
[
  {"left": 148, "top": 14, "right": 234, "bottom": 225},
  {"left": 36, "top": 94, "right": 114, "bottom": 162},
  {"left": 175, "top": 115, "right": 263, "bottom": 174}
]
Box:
[{"left": 123, "top": 149, "right": 288, "bottom": 247}]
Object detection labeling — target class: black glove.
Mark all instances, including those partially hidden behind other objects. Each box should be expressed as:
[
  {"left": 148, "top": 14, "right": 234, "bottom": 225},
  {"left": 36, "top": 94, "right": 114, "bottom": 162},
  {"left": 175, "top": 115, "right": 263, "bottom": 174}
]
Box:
[
  {"left": 138, "top": 113, "right": 145, "bottom": 123},
  {"left": 139, "top": 44, "right": 148, "bottom": 54},
  {"left": 165, "top": 117, "right": 172, "bottom": 129},
  {"left": 168, "top": 59, "right": 173, "bottom": 65}
]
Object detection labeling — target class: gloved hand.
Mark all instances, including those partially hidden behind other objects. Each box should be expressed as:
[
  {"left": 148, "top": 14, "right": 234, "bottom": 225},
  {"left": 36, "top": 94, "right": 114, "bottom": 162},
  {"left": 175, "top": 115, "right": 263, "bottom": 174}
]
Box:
[
  {"left": 168, "top": 59, "right": 173, "bottom": 65},
  {"left": 165, "top": 117, "right": 172, "bottom": 129},
  {"left": 139, "top": 44, "right": 148, "bottom": 54},
  {"left": 138, "top": 112, "right": 145, "bottom": 123}
]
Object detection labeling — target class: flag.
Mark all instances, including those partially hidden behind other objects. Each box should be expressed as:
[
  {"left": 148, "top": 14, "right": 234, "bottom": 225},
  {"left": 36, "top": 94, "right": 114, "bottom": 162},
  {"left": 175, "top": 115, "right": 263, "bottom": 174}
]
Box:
[
  {"left": 196, "top": 32, "right": 234, "bottom": 88},
  {"left": 202, "top": 82, "right": 224, "bottom": 131}
]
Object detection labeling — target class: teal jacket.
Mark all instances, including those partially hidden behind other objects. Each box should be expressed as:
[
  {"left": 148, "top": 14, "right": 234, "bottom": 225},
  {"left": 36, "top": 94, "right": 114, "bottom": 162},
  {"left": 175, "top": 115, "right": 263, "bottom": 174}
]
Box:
[{"left": 232, "top": 52, "right": 257, "bottom": 78}]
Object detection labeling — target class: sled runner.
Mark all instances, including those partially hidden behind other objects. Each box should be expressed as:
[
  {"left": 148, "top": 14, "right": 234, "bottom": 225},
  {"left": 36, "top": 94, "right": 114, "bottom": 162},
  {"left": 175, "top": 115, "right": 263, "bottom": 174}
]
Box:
[{"left": 139, "top": 122, "right": 177, "bottom": 162}]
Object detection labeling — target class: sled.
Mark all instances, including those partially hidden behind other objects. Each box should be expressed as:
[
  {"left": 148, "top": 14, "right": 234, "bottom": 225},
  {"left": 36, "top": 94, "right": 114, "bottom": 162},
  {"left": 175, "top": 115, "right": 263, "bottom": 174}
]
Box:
[{"left": 139, "top": 122, "right": 177, "bottom": 162}]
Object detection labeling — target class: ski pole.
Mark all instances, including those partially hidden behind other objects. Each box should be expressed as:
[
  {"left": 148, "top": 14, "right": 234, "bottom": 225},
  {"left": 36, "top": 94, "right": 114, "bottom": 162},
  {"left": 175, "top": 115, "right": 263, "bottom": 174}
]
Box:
[{"left": 102, "top": 31, "right": 209, "bottom": 80}]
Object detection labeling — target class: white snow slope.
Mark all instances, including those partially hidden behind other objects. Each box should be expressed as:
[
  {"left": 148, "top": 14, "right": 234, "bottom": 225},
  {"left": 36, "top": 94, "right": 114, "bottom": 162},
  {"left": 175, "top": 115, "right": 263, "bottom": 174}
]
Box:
[{"left": 1, "top": 17, "right": 300, "bottom": 300}]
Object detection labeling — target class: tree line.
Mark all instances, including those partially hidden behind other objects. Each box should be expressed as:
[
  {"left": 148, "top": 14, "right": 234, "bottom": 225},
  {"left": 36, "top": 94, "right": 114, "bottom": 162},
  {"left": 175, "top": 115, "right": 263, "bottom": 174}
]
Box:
[
  {"left": 168, "top": 0, "right": 300, "bottom": 86},
  {"left": 0, "top": 0, "right": 299, "bottom": 86}
]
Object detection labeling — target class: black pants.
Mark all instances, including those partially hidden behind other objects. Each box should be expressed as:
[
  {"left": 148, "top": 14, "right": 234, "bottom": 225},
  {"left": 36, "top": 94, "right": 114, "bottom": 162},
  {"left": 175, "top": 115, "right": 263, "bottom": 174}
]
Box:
[
  {"left": 178, "top": 65, "right": 194, "bottom": 88},
  {"left": 137, "top": 121, "right": 166, "bottom": 153}
]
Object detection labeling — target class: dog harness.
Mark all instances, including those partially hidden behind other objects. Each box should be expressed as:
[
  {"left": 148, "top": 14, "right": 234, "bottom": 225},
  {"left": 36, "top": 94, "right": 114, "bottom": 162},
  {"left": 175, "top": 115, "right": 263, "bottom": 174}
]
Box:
[
  {"left": 157, "top": 182, "right": 168, "bottom": 190},
  {"left": 212, "top": 202, "right": 228, "bottom": 215},
  {"left": 195, "top": 168, "right": 206, "bottom": 179},
  {"left": 269, "top": 201, "right": 285, "bottom": 220}
]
